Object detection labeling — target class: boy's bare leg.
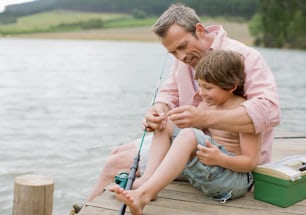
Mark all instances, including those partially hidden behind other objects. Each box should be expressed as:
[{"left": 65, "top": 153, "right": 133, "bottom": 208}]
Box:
[
  {"left": 133, "top": 123, "right": 173, "bottom": 189},
  {"left": 112, "top": 128, "right": 197, "bottom": 215}
]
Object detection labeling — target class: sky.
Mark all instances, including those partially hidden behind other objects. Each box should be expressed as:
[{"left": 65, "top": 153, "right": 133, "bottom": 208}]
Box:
[{"left": 0, "top": 0, "right": 36, "bottom": 13}]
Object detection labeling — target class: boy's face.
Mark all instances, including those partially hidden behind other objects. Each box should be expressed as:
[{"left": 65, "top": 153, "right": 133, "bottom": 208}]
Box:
[
  {"left": 160, "top": 23, "right": 213, "bottom": 68},
  {"left": 197, "top": 79, "right": 232, "bottom": 106}
]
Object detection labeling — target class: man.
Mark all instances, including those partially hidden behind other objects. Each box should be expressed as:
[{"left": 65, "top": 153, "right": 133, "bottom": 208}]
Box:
[{"left": 83, "top": 3, "right": 280, "bottom": 206}]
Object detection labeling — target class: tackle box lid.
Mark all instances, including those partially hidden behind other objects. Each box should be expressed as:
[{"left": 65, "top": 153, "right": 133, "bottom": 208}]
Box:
[{"left": 253, "top": 155, "right": 306, "bottom": 182}]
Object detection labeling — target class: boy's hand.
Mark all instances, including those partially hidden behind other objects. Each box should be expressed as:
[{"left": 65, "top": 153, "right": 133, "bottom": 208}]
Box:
[{"left": 196, "top": 140, "right": 222, "bottom": 166}]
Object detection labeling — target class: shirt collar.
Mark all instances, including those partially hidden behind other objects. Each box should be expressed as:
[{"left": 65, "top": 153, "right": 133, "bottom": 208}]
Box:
[{"left": 206, "top": 25, "right": 228, "bottom": 50}]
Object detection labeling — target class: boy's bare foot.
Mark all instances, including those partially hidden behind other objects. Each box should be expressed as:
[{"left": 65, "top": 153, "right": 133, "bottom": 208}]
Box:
[
  {"left": 110, "top": 185, "right": 148, "bottom": 215},
  {"left": 129, "top": 178, "right": 156, "bottom": 201},
  {"left": 132, "top": 179, "right": 157, "bottom": 201}
]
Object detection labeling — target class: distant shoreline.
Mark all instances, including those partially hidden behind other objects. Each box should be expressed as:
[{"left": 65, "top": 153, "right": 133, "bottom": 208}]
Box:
[
  {"left": 8, "top": 27, "right": 159, "bottom": 42},
  {"left": 3, "top": 23, "right": 254, "bottom": 45}
]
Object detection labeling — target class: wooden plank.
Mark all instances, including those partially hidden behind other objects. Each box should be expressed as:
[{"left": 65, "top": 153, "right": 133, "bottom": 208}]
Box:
[
  {"left": 159, "top": 184, "right": 306, "bottom": 214},
  {"left": 272, "top": 137, "right": 306, "bottom": 161},
  {"left": 81, "top": 186, "right": 306, "bottom": 215},
  {"left": 79, "top": 135, "right": 306, "bottom": 215},
  {"left": 274, "top": 130, "right": 306, "bottom": 138}
]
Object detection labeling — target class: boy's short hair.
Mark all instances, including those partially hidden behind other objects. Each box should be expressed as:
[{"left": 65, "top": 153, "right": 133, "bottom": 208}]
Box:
[{"left": 195, "top": 50, "right": 245, "bottom": 97}]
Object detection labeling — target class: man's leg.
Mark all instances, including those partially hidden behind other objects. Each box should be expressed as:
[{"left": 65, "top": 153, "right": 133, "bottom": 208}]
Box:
[
  {"left": 83, "top": 134, "right": 153, "bottom": 204},
  {"left": 84, "top": 141, "right": 137, "bottom": 203},
  {"left": 83, "top": 133, "right": 154, "bottom": 204}
]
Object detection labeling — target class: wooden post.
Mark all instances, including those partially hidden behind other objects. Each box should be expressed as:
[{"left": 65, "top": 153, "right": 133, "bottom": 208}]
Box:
[{"left": 13, "top": 174, "right": 54, "bottom": 215}]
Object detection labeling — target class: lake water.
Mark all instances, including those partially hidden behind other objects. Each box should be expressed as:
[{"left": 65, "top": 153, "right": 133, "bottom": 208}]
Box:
[{"left": 0, "top": 38, "right": 306, "bottom": 215}]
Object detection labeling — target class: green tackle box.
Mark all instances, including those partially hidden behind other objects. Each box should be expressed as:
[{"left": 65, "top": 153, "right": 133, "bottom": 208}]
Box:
[{"left": 252, "top": 155, "right": 306, "bottom": 208}]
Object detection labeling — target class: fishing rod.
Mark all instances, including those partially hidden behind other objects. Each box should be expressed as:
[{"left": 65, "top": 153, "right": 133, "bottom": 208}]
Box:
[{"left": 117, "top": 54, "right": 168, "bottom": 215}]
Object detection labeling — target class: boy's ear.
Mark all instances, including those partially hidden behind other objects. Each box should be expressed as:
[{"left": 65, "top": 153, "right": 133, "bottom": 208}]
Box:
[{"left": 230, "top": 84, "right": 238, "bottom": 93}]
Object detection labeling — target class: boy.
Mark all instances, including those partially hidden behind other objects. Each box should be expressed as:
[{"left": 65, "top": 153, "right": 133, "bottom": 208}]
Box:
[{"left": 110, "top": 50, "right": 261, "bottom": 215}]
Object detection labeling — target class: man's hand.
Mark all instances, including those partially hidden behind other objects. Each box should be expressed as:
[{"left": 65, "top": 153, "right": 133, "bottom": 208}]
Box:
[
  {"left": 167, "top": 105, "right": 207, "bottom": 128},
  {"left": 143, "top": 103, "right": 169, "bottom": 132}
]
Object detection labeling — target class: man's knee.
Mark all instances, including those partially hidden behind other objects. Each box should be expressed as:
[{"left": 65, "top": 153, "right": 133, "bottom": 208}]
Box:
[
  {"left": 107, "top": 148, "right": 135, "bottom": 170},
  {"left": 111, "top": 146, "right": 121, "bottom": 154},
  {"left": 111, "top": 141, "right": 136, "bottom": 154}
]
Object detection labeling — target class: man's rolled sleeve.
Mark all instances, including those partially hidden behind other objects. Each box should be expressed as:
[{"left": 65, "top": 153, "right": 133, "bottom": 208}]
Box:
[
  {"left": 242, "top": 98, "right": 280, "bottom": 134},
  {"left": 241, "top": 48, "right": 281, "bottom": 134}
]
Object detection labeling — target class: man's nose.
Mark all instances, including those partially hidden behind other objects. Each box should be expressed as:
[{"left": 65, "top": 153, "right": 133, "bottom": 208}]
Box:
[{"left": 177, "top": 51, "right": 186, "bottom": 61}]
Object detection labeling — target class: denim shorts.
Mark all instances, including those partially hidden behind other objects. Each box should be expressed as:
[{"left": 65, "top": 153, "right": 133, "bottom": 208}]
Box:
[{"left": 172, "top": 126, "right": 253, "bottom": 203}]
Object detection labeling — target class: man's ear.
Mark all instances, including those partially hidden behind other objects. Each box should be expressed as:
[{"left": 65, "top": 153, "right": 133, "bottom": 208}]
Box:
[{"left": 195, "top": 23, "right": 206, "bottom": 37}]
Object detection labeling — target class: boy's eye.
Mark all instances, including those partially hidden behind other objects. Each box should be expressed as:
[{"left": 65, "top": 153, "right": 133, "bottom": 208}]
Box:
[
  {"left": 200, "top": 84, "right": 209, "bottom": 89},
  {"left": 199, "top": 85, "right": 210, "bottom": 90}
]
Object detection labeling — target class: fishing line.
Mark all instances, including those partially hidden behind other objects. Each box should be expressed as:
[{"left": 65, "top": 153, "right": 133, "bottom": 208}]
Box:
[{"left": 118, "top": 53, "right": 168, "bottom": 215}]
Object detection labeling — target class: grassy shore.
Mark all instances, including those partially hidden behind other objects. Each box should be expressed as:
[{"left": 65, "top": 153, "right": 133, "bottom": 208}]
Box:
[
  {"left": 0, "top": 10, "right": 253, "bottom": 45},
  {"left": 11, "top": 21, "right": 253, "bottom": 45}
]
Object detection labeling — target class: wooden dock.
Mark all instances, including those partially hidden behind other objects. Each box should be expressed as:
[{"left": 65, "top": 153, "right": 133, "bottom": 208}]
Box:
[{"left": 79, "top": 132, "right": 306, "bottom": 215}]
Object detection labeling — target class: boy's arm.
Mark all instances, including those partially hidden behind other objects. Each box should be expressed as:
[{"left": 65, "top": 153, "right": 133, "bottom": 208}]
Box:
[
  {"left": 196, "top": 132, "right": 261, "bottom": 173},
  {"left": 218, "top": 132, "right": 262, "bottom": 172}
]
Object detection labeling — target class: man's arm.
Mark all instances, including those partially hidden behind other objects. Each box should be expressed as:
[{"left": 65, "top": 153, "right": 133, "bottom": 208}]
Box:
[
  {"left": 241, "top": 49, "right": 281, "bottom": 133},
  {"left": 203, "top": 105, "right": 255, "bottom": 133},
  {"left": 167, "top": 104, "right": 254, "bottom": 133}
]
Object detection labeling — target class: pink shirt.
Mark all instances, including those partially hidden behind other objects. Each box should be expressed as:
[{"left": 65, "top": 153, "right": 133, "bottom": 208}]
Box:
[{"left": 156, "top": 25, "right": 281, "bottom": 164}]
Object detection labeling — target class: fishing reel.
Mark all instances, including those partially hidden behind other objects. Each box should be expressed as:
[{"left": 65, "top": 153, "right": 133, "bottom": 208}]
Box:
[{"left": 115, "top": 172, "right": 128, "bottom": 189}]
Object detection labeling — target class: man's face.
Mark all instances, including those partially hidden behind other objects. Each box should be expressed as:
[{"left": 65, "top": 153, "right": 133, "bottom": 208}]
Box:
[{"left": 160, "top": 23, "right": 213, "bottom": 68}]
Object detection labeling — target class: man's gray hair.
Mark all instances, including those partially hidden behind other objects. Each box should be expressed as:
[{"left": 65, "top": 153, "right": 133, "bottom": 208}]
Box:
[{"left": 152, "top": 4, "right": 201, "bottom": 37}]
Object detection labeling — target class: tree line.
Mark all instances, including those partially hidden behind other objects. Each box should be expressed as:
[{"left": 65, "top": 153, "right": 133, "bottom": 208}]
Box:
[
  {"left": 3, "top": 0, "right": 258, "bottom": 19},
  {"left": 54, "top": 0, "right": 258, "bottom": 19},
  {"left": 2, "top": 0, "right": 306, "bottom": 49},
  {"left": 249, "top": 0, "right": 306, "bottom": 49}
]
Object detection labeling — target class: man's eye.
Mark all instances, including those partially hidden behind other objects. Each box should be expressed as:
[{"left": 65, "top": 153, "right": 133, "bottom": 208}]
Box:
[{"left": 178, "top": 45, "right": 186, "bottom": 50}]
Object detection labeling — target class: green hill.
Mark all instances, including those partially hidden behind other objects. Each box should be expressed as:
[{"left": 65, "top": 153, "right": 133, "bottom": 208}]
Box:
[
  {"left": 0, "top": 10, "right": 148, "bottom": 35},
  {"left": 0, "top": 10, "right": 252, "bottom": 44}
]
